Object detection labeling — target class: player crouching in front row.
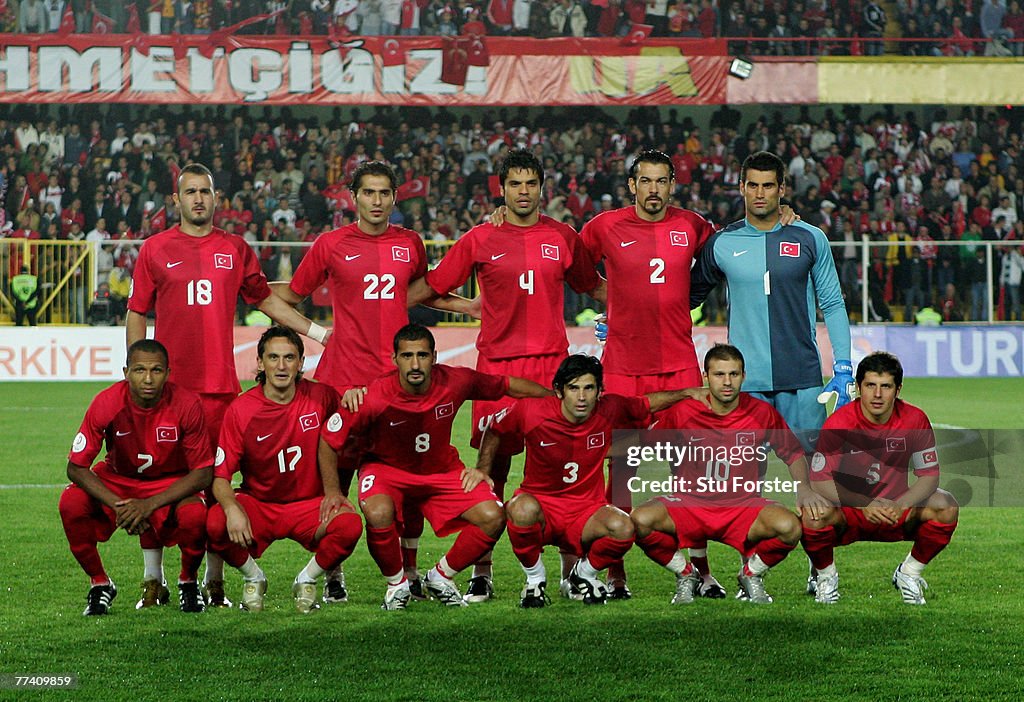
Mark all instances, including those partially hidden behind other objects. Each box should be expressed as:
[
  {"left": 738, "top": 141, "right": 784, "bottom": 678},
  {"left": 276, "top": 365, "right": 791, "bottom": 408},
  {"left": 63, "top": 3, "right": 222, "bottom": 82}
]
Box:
[
  {"left": 319, "top": 324, "right": 551, "bottom": 610},
  {"left": 631, "top": 344, "right": 829, "bottom": 604},
  {"left": 60, "top": 340, "right": 213, "bottom": 615},
  {"left": 206, "top": 327, "right": 363, "bottom": 613},
  {"left": 481, "top": 354, "right": 701, "bottom": 607},
  {"left": 801, "top": 351, "right": 958, "bottom": 605}
]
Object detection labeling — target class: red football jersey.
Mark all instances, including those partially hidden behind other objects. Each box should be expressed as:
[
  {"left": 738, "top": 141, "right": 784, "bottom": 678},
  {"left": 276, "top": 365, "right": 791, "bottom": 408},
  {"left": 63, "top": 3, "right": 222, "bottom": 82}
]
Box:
[
  {"left": 580, "top": 206, "right": 715, "bottom": 375},
  {"left": 425, "top": 216, "right": 599, "bottom": 360},
  {"left": 810, "top": 399, "right": 940, "bottom": 502},
  {"left": 490, "top": 394, "right": 651, "bottom": 501},
  {"left": 321, "top": 365, "right": 507, "bottom": 475},
  {"left": 215, "top": 379, "right": 340, "bottom": 503},
  {"left": 128, "top": 226, "right": 271, "bottom": 395},
  {"left": 68, "top": 380, "right": 212, "bottom": 481},
  {"left": 656, "top": 394, "right": 805, "bottom": 504},
  {"left": 289, "top": 223, "right": 427, "bottom": 389}
]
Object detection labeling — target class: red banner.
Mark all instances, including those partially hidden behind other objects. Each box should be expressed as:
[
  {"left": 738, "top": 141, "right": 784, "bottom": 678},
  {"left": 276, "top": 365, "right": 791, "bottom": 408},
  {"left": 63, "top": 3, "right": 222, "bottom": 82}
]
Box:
[{"left": 0, "top": 35, "right": 727, "bottom": 105}]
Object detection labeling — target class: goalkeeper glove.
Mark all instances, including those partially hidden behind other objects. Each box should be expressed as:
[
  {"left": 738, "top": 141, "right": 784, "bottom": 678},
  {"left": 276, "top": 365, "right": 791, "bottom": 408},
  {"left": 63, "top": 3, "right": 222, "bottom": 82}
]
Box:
[
  {"left": 594, "top": 314, "right": 607, "bottom": 345},
  {"left": 817, "top": 359, "right": 855, "bottom": 409}
]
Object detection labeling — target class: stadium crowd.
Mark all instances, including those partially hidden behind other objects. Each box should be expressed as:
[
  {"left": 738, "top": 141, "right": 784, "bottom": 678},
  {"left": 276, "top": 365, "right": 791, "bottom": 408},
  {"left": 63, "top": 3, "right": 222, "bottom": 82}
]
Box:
[
  {"left": 2, "top": 102, "right": 1024, "bottom": 326},
  {"left": 2, "top": 0, "right": 1022, "bottom": 56}
]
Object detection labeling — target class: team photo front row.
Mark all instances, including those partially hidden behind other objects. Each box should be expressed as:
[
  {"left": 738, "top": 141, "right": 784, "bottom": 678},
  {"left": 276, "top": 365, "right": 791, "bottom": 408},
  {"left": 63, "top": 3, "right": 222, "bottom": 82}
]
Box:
[{"left": 59, "top": 325, "right": 958, "bottom": 615}]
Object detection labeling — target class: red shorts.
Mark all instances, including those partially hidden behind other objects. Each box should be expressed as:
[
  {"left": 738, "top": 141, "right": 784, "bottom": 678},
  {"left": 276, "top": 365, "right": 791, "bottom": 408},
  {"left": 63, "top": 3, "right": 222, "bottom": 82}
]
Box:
[
  {"left": 62, "top": 482, "right": 196, "bottom": 548},
  {"left": 358, "top": 463, "right": 498, "bottom": 537},
  {"left": 471, "top": 354, "right": 564, "bottom": 457},
  {"left": 93, "top": 465, "right": 188, "bottom": 498},
  {"left": 603, "top": 367, "right": 703, "bottom": 396},
  {"left": 227, "top": 493, "right": 325, "bottom": 558},
  {"left": 659, "top": 496, "right": 775, "bottom": 553},
  {"left": 516, "top": 489, "right": 605, "bottom": 556},
  {"left": 837, "top": 506, "right": 913, "bottom": 545},
  {"left": 200, "top": 392, "right": 237, "bottom": 446}
]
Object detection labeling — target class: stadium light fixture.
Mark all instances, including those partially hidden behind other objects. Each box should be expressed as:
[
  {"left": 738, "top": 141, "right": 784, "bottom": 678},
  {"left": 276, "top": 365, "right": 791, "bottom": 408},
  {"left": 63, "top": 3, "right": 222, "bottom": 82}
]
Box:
[{"left": 729, "top": 57, "right": 754, "bottom": 80}]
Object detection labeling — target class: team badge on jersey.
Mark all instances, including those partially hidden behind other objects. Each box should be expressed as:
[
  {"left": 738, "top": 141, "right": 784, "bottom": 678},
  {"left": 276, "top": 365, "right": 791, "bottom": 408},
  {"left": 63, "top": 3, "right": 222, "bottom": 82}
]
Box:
[
  {"left": 72, "top": 432, "right": 87, "bottom": 453},
  {"left": 392, "top": 246, "right": 410, "bottom": 263},
  {"left": 586, "top": 432, "right": 605, "bottom": 450},
  {"left": 299, "top": 412, "right": 320, "bottom": 432},
  {"left": 156, "top": 426, "right": 178, "bottom": 442},
  {"left": 670, "top": 231, "right": 689, "bottom": 247},
  {"left": 780, "top": 242, "right": 800, "bottom": 258},
  {"left": 810, "top": 452, "right": 826, "bottom": 472},
  {"left": 214, "top": 253, "right": 233, "bottom": 269},
  {"left": 736, "top": 431, "right": 755, "bottom": 446},
  {"left": 540, "top": 243, "right": 560, "bottom": 261},
  {"left": 327, "top": 413, "right": 343, "bottom": 432},
  {"left": 215, "top": 447, "right": 225, "bottom": 466},
  {"left": 435, "top": 402, "right": 454, "bottom": 420},
  {"left": 886, "top": 437, "right": 907, "bottom": 452}
]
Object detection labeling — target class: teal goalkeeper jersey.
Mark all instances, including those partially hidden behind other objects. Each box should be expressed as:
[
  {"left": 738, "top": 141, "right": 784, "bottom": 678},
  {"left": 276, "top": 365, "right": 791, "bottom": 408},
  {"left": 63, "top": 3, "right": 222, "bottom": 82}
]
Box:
[{"left": 690, "top": 218, "right": 851, "bottom": 392}]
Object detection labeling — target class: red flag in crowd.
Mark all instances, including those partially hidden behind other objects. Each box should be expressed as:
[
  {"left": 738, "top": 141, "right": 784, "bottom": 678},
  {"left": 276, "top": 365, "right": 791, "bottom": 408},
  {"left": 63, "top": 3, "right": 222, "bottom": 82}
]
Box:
[
  {"left": 467, "top": 35, "right": 489, "bottom": 67},
  {"left": 396, "top": 177, "right": 429, "bottom": 202},
  {"left": 322, "top": 183, "right": 355, "bottom": 213},
  {"left": 488, "top": 175, "right": 502, "bottom": 199},
  {"left": 58, "top": 5, "right": 76, "bottom": 36},
  {"left": 126, "top": 4, "right": 141, "bottom": 33},
  {"left": 382, "top": 38, "right": 405, "bottom": 67},
  {"left": 91, "top": 4, "right": 114, "bottom": 34},
  {"left": 620, "top": 23, "right": 653, "bottom": 45},
  {"left": 440, "top": 36, "right": 469, "bottom": 87},
  {"left": 149, "top": 206, "right": 167, "bottom": 233}
]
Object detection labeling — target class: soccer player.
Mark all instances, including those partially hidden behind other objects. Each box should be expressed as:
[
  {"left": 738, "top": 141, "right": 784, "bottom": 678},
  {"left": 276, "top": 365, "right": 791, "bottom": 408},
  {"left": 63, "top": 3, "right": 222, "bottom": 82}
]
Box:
[
  {"left": 688, "top": 150, "right": 853, "bottom": 595},
  {"left": 127, "top": 163, "right": 326, "bottom": 607},
  {"left": 631, "top": 344, "right": 829, "bottom": 604},
  {"left": 275, "top": 161, "right": 470, "bottom": 602},
  {"left": 59, "top": 339, "right": 213, "bottom": 615},
  {"left": 690, "top": 150, "right": 852, "bottom": 449},
  {"left": 206, "top": 327, "right": 363, "bottom": 613},
  {"left": 407, "top": 149, "right": 600, "bottom": 601},
  {"left": 479, "top": 354, "right": 697, "bottom": 607},
  {"left": 318, "top": 324, "right": 550, "bottom": 610},
  {"left": 579, "top": 150, "right": 721, "bottom": 598},
  {"left": 801, "top": 352, "right": 958, "bottom": 605}
]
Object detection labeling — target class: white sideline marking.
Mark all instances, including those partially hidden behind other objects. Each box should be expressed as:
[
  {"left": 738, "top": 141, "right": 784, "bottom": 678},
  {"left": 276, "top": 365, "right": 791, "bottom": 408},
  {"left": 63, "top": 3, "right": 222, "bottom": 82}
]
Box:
[{"left": 0, "top": 484, "right": 65, "bottom": 490}]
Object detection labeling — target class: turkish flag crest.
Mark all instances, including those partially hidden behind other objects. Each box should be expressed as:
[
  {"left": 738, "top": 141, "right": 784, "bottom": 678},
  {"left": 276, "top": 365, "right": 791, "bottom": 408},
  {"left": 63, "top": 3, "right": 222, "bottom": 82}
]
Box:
[
  {"left": 156, "top": 426, "right": 178, "bottom": 443},
  {"left": 299, "top": 412, "right": 320, "bottom": 432},
  {"left": 392, "top": 246, "right": 410, "bottom": 263},
  {"left": 922, "top": 450, "right": 938, "bottom": 465},
  {"left": 670, "top": 231, "right": 689, "bottom": 247},
  {"left": 586, "top": 432, "right": 605, "bottom": 450},
  {"left": 435, "top": 402, "right": 454, "bottom": 420},
  {"left": 736, "top": 432, "right": 755, "bottom": 446},
  {"left": 541, "top": 243, "right": 559, "bottom": 261},
  {"left": 214, "top": 253, "right": 233, "bottom": 269},
  {"left": 780, "top": 242, "right": 801, "bottom": 258},
  {"left": 886, "top": 437, "right": 907, "bottom": 452}
]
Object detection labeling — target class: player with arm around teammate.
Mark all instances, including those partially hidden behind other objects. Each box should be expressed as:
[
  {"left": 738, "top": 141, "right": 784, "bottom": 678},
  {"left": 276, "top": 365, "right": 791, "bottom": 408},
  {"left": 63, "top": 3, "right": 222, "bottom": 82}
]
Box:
[
  {"left": 206, "top": 327, "right": 363, "bottom": 613},
  {"left": 59, "top": 339, "right": 213, "bottom": 615},
  {"left": 631, "top": 344, "right": 831, "bottom": 604},
  {"left": 480, "top": 354, "right": 699, "bottom": 606},
  {"left": 318, "top": 324, "right": 551, "bottom": 609},
  {"left": 801, "top": 352, "right": 958, "bottom": 605}
]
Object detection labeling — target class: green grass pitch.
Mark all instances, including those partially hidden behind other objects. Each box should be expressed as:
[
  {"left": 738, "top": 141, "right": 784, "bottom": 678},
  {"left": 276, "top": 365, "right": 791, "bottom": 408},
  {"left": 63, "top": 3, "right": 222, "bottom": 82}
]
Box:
[{"left": 0, "top": 378, "right": 1021, "bottom": 701}]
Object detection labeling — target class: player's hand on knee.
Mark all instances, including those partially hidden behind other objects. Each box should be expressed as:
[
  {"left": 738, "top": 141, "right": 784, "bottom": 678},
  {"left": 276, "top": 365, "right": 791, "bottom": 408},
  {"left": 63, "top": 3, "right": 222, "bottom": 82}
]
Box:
[
  {"left": 818, "top": 360, "right": 855, "bottom": 410},
  {"left": 862, "top": 498, "right": 899, "bottom": 525},
  {"left": 114, "top": 497, "right": 154, "bottom": 533},
  {"left": 795, "top": 485, "right": 831, "bottom": 521},
  {"left": 594, "top": 314, "right": 608, "bottom": 345},
  {"left": 225, "top": 506, "right": 253, "bottom": 546},
  {"left": 319, "top": 492, "right": 352, "bottom": 522},
  {"left": 461, "top": 467, "right": 492, "bottom": 493},
  {"left": 341, "top": 387, "right": 368, "bottom": 412}
]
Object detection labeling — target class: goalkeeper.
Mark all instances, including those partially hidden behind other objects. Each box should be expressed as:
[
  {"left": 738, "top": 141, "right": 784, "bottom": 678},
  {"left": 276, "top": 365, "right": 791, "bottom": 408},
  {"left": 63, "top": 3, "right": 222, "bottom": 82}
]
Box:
[{"left": 687, "top": 150, "right": 853, "bottom": 453}]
